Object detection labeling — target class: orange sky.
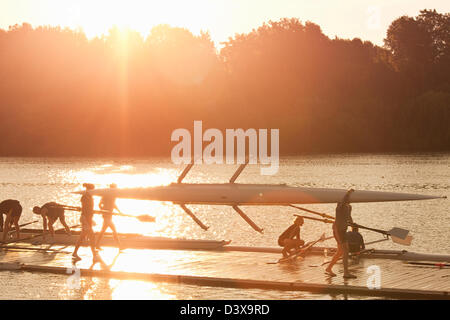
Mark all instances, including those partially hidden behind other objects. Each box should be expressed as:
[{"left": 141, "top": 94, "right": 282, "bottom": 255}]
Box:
[{"left": 1, "top": 0, "right": 449, "bottom": 46}]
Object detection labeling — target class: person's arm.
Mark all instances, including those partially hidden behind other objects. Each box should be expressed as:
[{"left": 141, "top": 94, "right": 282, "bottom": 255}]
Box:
[
  {"left": 348, "top": 205, "right": 353, "bottom": 224},
  {"left": 114, "top": 203, "right": 122, "bottom": 214},
  {"left": 342, "top": 188, "right": 355, "bottom": 204},
  {"left": 295, "top": 228, "right": 300, "bottom": 240},
  {"left": 359, "top": 234, "right": 365, "bottom": 250},
  {"left": 59, "top": 215, "right": 72, "bottom": 235},
  {"left": 13, "top": 217, "right": 20, "bottom": 240},
  {"left": 42, "top": 215, "right": 48, "bottom": 240},
  {"left": 2, "top": 210, "right": 12, "bottom": 242}
]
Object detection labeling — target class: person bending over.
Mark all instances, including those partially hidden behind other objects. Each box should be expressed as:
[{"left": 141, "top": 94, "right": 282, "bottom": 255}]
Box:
[
  {"left": 33, "top": 202, "right": 71, "bottom": 239},
  {"left": 0, "top": 199, "right": 22, "bottom": 242}
]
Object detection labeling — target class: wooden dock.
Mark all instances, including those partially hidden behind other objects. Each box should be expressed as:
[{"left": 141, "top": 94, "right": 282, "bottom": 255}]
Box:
[{"left": 0, "top": 243, "right": 448, "bottom": 299}]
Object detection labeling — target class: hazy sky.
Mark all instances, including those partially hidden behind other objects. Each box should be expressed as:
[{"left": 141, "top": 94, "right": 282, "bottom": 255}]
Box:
[{"left": 1, "top": 0, "right": 449, "bottom": 46}]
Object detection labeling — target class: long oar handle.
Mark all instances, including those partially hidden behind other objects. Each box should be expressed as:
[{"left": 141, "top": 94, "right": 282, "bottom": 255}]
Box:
[
  {"left": 7, "top": 220, "right": 39, "bottom": 235},
  {"left": 294, "top": 214, "right": 334, "bottom": 224},
  {"left": 58, "top": 205, "right": 102, "bottom": 213},
  {"left": 304, "top": 235, "right": 334, "bottom": 245},
  {"left": 58, "top": 205, "right": 154, "bottom": 222},
  {"left": 350, "top": 223, "right": 388, "bottom": 235},
  {"left": 364, "top": 238, "right": 389, "bottom": 246},
  {"left": 289, "top": 205, "right": 335, "bottom": 220}
]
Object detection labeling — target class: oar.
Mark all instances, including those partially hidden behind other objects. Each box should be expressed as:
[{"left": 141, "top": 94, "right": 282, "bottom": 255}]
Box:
[
  {"left": 350, "top": 223, "right": 412, "bottom": 245},
  {"left": 289, "top": 205, "right": 335, "bottom": 220},
  {"left": 7, "top": 220, "right": 39, "bottom": 236},
  {"left": 276, "top": 234, "right": 332, "bottom": 263},
  {"left": 309, "top": 248, "right": 375, "bottom": 267},
  {"left": 1, "top": 224, "right": 80, "bottom": 246},
  {"left": 294, "top": 214, "right": 334, "bottom": 224},
  {"left": 108, "top": 212, "right": 156, "bottom": 223},
  {"left": 364, "top": 238, "right": 389, "bottom": 246},
  {"left": 57, "top": 205, "right": 156, "bottom": 223},
  {"left": 406, "top": 261, "right": 450, "bottom": 268},
  {"left": 267, "top": 234, "right": 333, "bottom": 264},
  {"left": 290, "top": 205, "right": 412, "bottom": 246}
]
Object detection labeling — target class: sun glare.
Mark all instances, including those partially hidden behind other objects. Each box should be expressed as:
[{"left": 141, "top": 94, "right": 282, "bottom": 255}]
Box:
[
  {"left": 67, "top": 164, "right": 181, "bottom": 235},
  {"left": 64, "top": 0, "right": 217, "bottom": 40}
]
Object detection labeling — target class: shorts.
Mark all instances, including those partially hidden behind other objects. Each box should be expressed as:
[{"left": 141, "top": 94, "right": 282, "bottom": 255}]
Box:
[
  {"left": 12, "top": 204, "right": 22, "bottom": 218},
  {"left": 80, "top": 215, "right": 93, "bottom": 231},
  {"left": 2, "top": 204, "right": 22, "bottom": 218},
  {"left": 278, "top": 237, "right": 284, "bottom": 247},
  {"left": 46, "top": 210, "right": 64, "bottom": 221}
]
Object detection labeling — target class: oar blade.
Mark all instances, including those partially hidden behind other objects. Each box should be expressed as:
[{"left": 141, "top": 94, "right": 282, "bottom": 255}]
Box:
[
  {"left": 137, "top": 215, "right": 156, "bottom": 223},
  {"left": 391, "top": 234, "right": 413, "bottom": 246},
  {"left": 388, "top": 227, "right": 410, "bottom": 240}
]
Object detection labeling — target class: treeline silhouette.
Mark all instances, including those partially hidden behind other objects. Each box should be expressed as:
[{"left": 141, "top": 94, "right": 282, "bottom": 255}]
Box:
[{"left": 0, "top": 9, "right": 448, "bottom": 157}]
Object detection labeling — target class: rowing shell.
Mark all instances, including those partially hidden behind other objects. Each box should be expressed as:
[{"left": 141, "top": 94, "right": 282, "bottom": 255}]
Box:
[
  {"left": 0, "top": 229, "right": 231, "bottom": 250},
  {"left": 76, "top": 183, "right": 445, "bottom": 205}
]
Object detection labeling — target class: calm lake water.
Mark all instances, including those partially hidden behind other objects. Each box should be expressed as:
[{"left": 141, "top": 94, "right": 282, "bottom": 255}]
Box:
[{"left": 0, "top": 154, "right": 448, "bottom": 299}]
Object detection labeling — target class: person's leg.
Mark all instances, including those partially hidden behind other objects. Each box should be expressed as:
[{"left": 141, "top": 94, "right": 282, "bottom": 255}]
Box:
[
  {"left": 96, "top": 221, "right": 108, "bottom": 248},
  {"left": 48, "top": 217, "right": 57, "bottom": 238},
  {"left": 281, "top": 239, "right": 290, "bottom": 257},
  {"left": 343, "top": 243, "right": 357, "bottom": 278},
  {"left": 86, "top": 227, "right": 98, "bottom": 259},
  {"left": 59, "top": 216, "right": 72, "bottom": 235},
  {"left": 325, "top": 243, "right": 343, "bottom": 276},
  {"left": 294, "top": 239, "right": 305, "bottom": 251},
  {"left": 282, "top": 239, "right": 295, "bottom": 257},
  {"left": 12, "top": 215, "right": 21, "bottom": 240},
  {"left": 73, "top": 231, "right": 85, "bottom": 259},
  {"left": 13, "top": 206, "right": 22, "bottom": 239},
  {"left": 0, "top": 213, "right": 4, "bottom": 232},
  {"left": 109, "top": 221, "right": 122, "bottom": 249}
]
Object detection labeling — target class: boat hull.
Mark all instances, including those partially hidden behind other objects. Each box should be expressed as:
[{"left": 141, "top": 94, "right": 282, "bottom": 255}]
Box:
[
  {"left": 79, "top": 184, "right": 444, "bottom": 205},
  {"left": 1, "top": 229, "right": 231, "bottom": 250}
]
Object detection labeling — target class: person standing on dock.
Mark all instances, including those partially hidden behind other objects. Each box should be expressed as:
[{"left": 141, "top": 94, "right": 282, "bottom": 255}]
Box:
[
  {"left": 0, "top": 199, "right": 22, "bottom": 242},
  {"left": 278, "top": 216, "right": 305, "bottom": 258},
  {"left": 32, "top": 202, "right": 72, "bottom": 240},
  {"left": 72, "top": 183, "right": 99, "bottom": 262},
  {"left": 96, "top": 183, "right": 122, "bottom": 250},
  {"left": 325, "top": 189, "right": 357, "bottom": 279}
]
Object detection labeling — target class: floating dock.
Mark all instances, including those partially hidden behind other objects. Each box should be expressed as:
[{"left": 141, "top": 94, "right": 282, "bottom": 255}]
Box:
[{"left": 0, "top": 240, "right": 448, "bottom": 299}]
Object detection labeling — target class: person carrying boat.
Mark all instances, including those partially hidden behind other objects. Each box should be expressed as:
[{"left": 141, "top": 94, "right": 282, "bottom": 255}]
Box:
[
  {"left": 278, "top": 216, "right": 305, "bottom": 258},
  {"left": 325, "top": 189, "right": 357, "bottom": 279},
  {"left": 95, "top": 183, "right": 122, "bottom": 250},
  {"left": 72, "top": 183, "right": 99, "bottom": 262},
  {"left": 0, "top": 199, "right": 22, "bottom": 242},
  {"left": 33, "top": 202, "right": 72, "bottom": 240},
  {"left": 346, "top": 226, "right": 365, "bottom": 254}
]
